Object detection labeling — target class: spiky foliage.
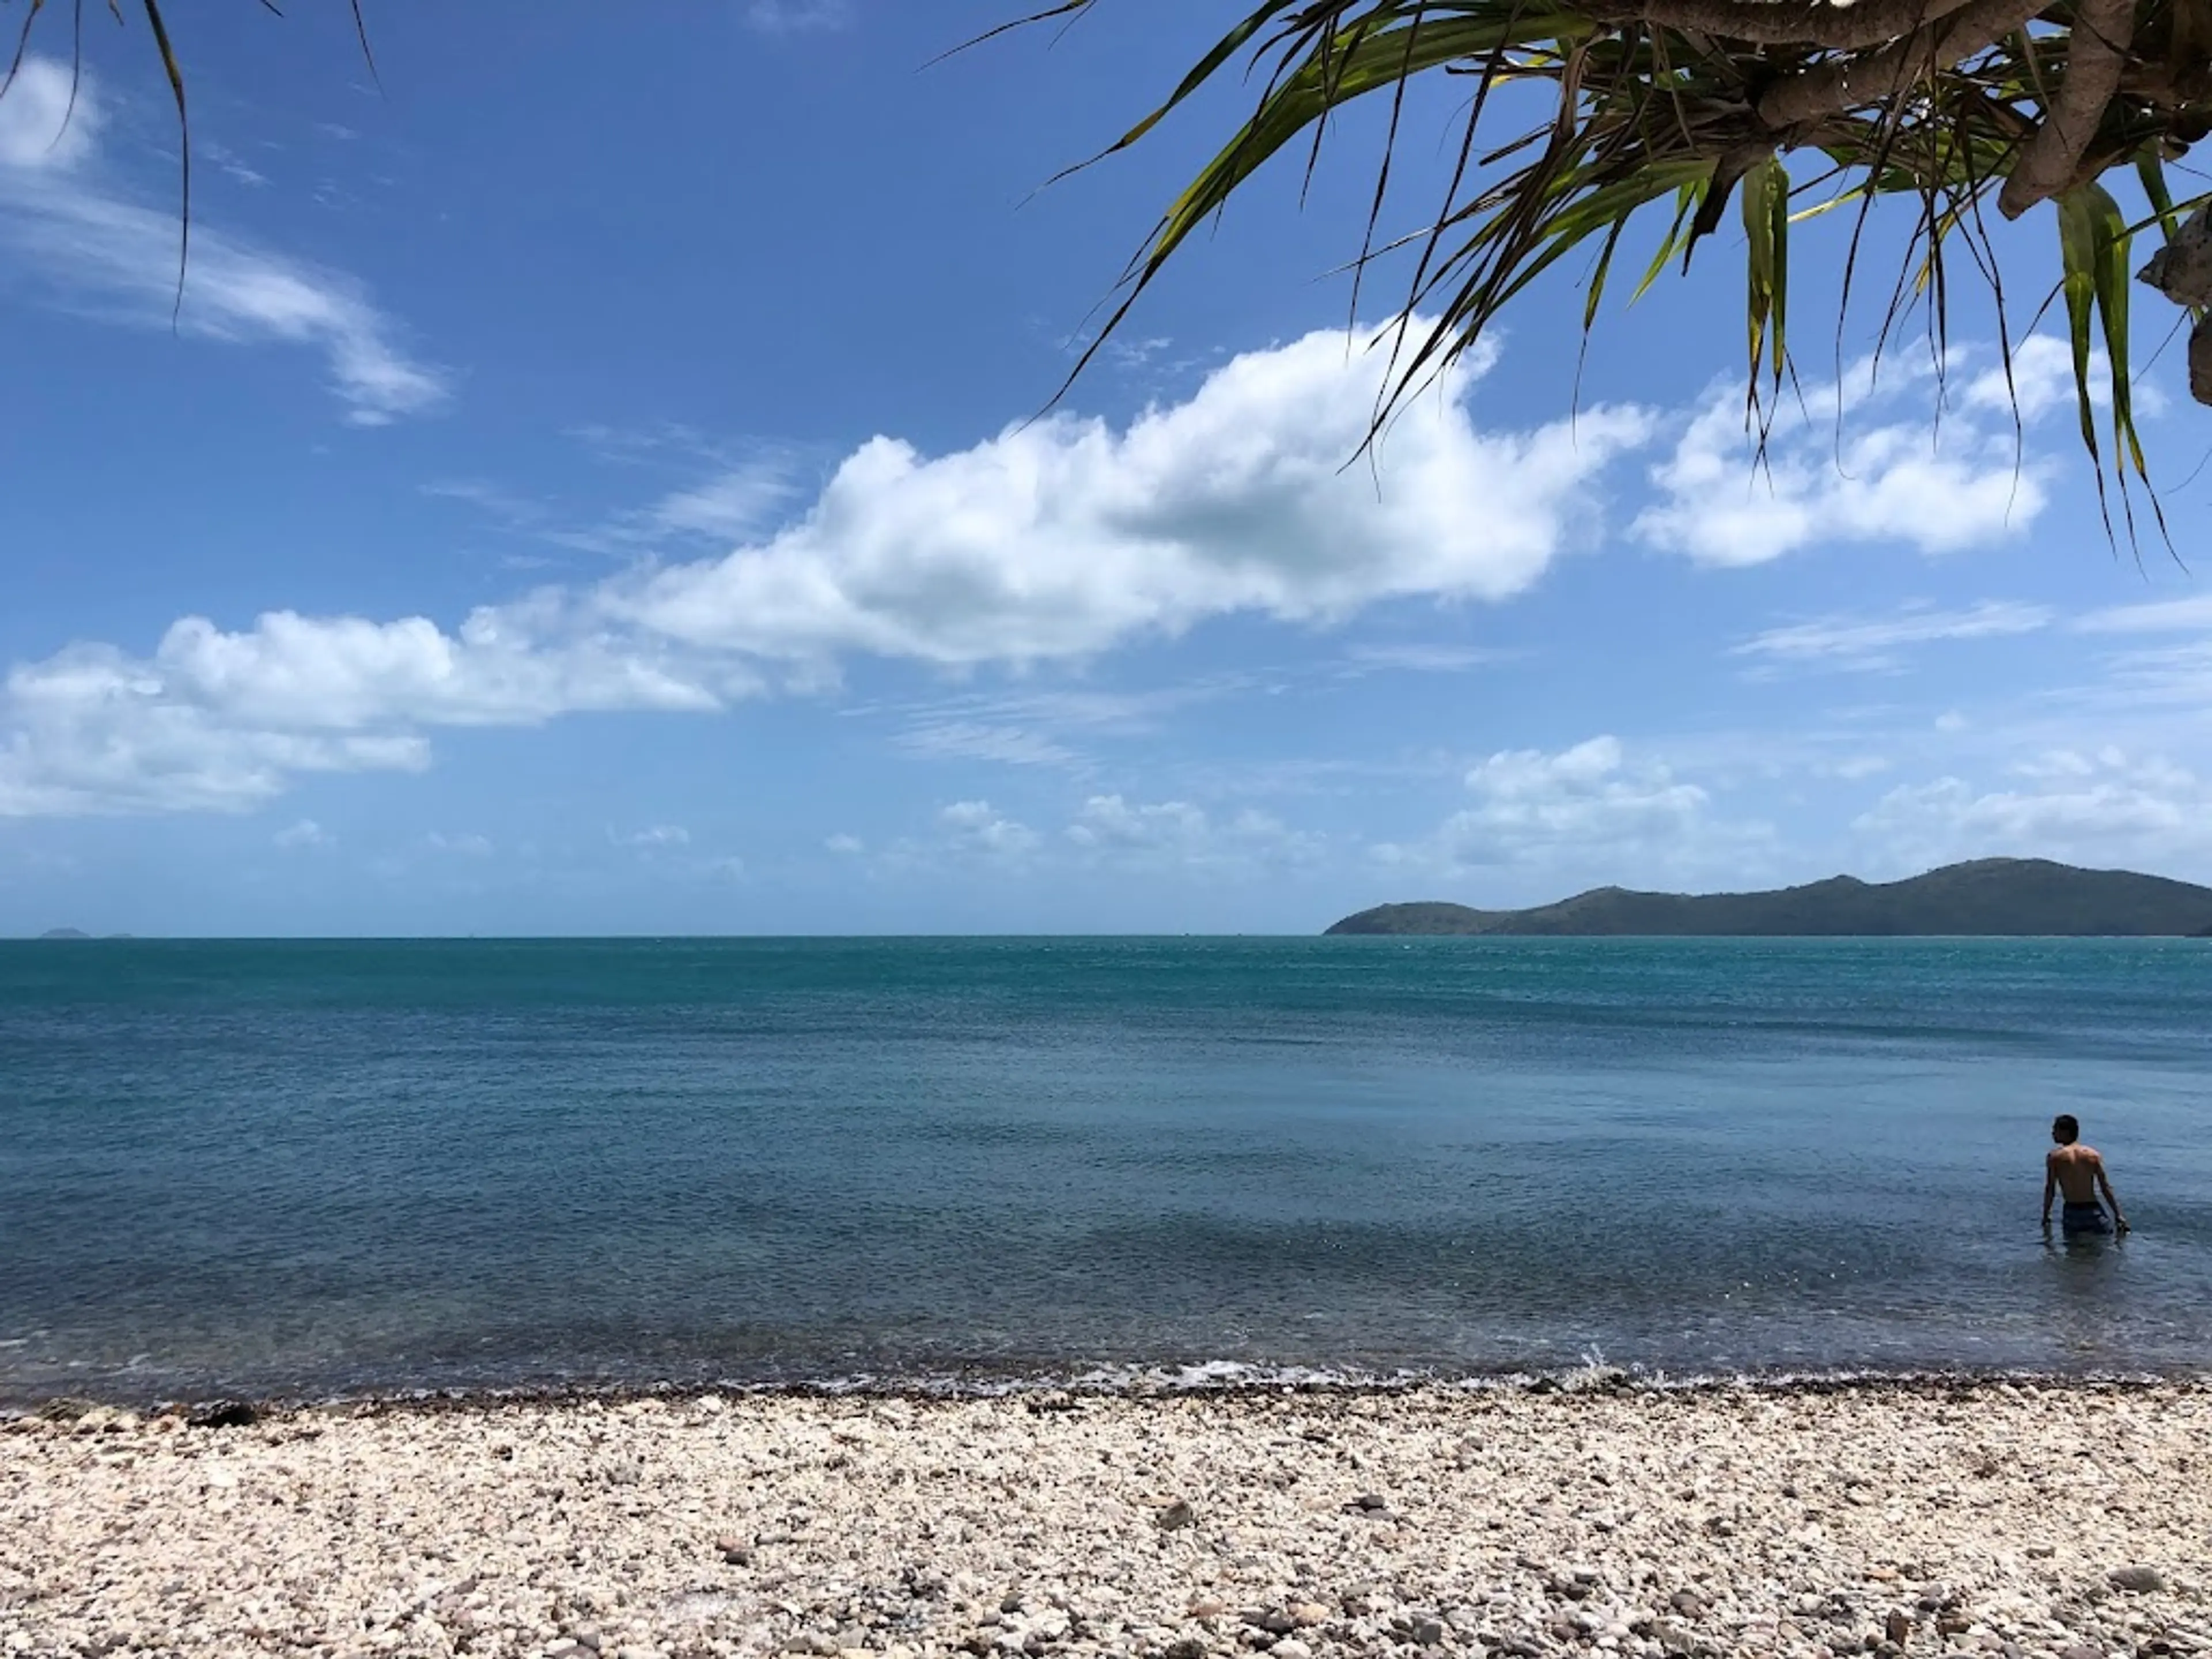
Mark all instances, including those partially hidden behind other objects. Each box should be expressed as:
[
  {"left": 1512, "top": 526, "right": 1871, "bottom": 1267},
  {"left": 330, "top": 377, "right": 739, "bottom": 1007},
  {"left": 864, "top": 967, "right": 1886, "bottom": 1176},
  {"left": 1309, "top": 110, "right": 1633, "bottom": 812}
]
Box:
[
  {"left": 1, "top": 1, "right": 375, "bottom": 310},
  {"left": 1009, "top": 0, "right": 2211, "bottom": 521},
  {"left": 6, "top": 0, "right": 2206, "bottom": 512}
]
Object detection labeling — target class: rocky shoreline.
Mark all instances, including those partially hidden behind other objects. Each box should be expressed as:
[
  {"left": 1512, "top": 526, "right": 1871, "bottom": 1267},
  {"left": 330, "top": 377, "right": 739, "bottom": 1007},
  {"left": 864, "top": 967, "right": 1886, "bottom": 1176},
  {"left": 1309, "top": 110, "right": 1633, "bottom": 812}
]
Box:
[{"left": 5, "top": 1381, "right": 2207, "bottom": 1659}]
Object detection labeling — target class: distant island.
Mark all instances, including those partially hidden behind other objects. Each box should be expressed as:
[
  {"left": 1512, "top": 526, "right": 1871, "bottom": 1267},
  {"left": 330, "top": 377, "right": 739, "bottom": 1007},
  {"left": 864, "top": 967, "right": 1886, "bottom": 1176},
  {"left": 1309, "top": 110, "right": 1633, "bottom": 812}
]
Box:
[
  {"left": 37, "top": 928, "right": 92, "bottom": 941},
  {"left": 1326, "top": 858, "right": 2212, "bottom": 937}
]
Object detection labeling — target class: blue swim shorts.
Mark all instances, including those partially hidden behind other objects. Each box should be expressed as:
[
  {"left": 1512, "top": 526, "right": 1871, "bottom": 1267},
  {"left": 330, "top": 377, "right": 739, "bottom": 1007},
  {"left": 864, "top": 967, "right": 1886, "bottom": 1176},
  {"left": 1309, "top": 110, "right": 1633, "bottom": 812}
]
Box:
[{"left": 2062, "top": 1201, "right": 2112, "bottom": 1236}]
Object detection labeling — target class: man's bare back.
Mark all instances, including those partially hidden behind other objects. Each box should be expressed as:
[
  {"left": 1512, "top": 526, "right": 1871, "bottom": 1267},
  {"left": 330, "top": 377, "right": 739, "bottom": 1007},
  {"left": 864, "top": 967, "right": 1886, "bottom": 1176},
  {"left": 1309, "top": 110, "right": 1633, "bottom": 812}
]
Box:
[{"left": 2043, "top": 1114, "right": 2128, "bottom": 1236}]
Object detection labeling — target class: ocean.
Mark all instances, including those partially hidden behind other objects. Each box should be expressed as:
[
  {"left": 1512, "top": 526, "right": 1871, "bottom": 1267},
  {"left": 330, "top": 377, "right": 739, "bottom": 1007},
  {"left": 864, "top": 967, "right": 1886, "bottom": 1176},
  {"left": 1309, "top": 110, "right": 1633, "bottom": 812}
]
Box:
[{"left": 3, "top": 935, "right": 2209, "bottom": 1404}]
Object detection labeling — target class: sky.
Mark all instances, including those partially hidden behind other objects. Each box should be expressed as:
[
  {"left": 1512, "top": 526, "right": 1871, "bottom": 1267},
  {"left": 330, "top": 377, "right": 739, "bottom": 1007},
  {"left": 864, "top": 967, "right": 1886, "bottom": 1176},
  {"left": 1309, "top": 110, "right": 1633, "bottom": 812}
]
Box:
[{"left": 2, "top": 2, "right": 2210, "bottom": 937}]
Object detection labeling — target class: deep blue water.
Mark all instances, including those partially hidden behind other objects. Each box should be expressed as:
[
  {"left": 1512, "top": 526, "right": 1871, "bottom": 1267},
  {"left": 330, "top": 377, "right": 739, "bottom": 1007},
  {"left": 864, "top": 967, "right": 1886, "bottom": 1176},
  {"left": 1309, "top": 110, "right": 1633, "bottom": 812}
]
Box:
[{"left": 3, "top": 935, "right": 2209, "bottom": 1403}]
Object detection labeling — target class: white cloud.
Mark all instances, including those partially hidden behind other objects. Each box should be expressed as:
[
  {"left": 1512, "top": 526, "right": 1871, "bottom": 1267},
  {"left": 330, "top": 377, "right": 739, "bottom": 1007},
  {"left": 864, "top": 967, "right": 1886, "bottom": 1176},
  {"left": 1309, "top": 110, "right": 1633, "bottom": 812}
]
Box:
[
  {"left": 272, "top": 817, "right": 331, "bottom": 849},
  {"left": 1340, "top": 642, "right": 1517, "bottom": 674},
  {"left": 1854, "top": 748, "right": 2212, "bottom": 871},
  {"left": 938, "top": 800, "right": 1037, "bottom": 857},
  {"left": 896, "top": 721, "right": 1081, "bottom": 768},
  {"left": 0, "top": 611, "right": 733, "bottom": 819},
  {"left": 1635, "top": 351, "right": 2052, "bottom": 565},
  {"left": 1735, "top": 600, "right": 2055, "bottom": 671},
  {"left": 423, "top": 831, "right": 494, "bottom": 856},
  {"left": 1065, "top": 794, "right": 1319, "bottom": 873},
  {"left": 0, "top": 642, "right": 433, "bottom": 817},
  {"left": 0, "top": 315, "right": 2077, "bottom": 823},
  {"left": 617, "top": 824, "right": 691, "bottom": 848},
  {"left": 1376, "top": 736, "right": 1762, "bottom": 878},
  {"left": 0, "top": 56, "right": 446, "bottom": 425},
  {"left": 1823, "top": 755, "right": 1893, "bottom": 781},
  {"left": 643, "top": 462, "right": 802, "bottom": 541},
  {"left": 745, "top": 1, "right": 853, "bottom": 31},
  {"left": 825, "top": 833, "right": 865, "bottom": 855},
  {"left": 611, "top": 325, "right": 1647, "bottom": 665},
  {"left": 2076, "top": 594, "right": 2212, "bottom": 634},
  {"left": 2, "top": 325, "right": 1646, "bottom": 817},
  {"left": 2060, "top": 594, "right": 2212, "bottom": 712},
  {"left": 0, "top": 54, "right": 103, "bottom": 169},
  {"left": 1444, "top": 737, "right": 1712, "bottom": 863}
]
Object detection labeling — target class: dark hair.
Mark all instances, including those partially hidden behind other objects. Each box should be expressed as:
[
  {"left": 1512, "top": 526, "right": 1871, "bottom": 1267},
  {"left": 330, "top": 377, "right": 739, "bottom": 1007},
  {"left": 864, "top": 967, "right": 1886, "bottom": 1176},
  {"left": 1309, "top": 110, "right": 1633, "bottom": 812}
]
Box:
[{"left": 2052, "top": 1114, "right": 2080, "bottom": 1144}]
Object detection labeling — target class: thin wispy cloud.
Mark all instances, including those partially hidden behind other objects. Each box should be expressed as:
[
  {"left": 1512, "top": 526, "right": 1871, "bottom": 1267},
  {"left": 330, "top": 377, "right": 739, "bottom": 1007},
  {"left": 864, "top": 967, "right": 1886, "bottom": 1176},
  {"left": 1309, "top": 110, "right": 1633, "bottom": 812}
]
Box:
[
  {"left": 1339, "top": 642, "right": 1519, "bottom": 675},
  {"left": 744, "top": 1, "right": 855, "bottom": 33},
  {"left": 1736, "top": 601, "right": 2056, "bottom": 672},
  {"left": 895, "top": 722, "right": 1082, "bottom": 769},
  {"left": 0, "top": 56, "right": 446, "bottom": 426},
  {"left": 430, "top": 454, "right": 804, "bottom": 556}
]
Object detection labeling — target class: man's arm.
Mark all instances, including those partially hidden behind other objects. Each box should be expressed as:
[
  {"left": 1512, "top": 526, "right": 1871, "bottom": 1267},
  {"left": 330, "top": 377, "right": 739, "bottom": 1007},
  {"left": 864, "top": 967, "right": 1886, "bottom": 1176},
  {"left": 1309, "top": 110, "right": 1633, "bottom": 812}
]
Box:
[
  {"left": 2043, "top": 1153, "right": 2058, "bottom": 1228},
  {"left": 2094, "top": 1153, "right": 2129, "bottom": 1232}
]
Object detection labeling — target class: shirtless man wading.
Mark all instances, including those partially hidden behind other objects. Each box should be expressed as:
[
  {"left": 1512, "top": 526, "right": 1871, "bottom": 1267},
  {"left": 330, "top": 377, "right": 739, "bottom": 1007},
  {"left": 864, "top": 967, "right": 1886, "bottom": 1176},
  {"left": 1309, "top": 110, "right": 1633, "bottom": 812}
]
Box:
[{"left": 2043, "top": 1114, "right": 2129, "bottom": 1237}]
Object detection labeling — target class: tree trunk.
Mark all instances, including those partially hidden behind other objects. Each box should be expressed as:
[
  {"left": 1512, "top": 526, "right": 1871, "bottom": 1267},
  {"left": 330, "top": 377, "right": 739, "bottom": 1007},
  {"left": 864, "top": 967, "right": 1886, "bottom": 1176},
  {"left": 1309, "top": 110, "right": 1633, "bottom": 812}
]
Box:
[{"left": 2138, "top": 206, "right": 2212, "bottom": 406}]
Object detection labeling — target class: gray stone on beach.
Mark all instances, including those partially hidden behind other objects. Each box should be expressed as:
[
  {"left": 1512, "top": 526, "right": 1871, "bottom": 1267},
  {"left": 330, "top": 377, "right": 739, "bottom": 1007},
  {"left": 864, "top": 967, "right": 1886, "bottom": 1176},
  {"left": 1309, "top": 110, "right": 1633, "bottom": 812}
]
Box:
[
  {"left": 2107, "top": 1566, "right": 2165, "bottom": 1593},
  {"left": 1156, "top": 1499, "right": 1195, "bottom": 1531}
]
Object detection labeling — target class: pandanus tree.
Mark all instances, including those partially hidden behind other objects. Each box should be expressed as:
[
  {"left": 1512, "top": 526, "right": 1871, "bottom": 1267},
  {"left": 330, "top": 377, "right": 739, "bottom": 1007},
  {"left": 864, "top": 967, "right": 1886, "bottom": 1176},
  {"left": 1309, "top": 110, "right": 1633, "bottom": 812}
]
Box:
[
  {"left": 994, "top": 0, "right": 2211, "bottom": 515},
  {"left": 9, "top": 0, "right": 2209, "bottom": 497}
]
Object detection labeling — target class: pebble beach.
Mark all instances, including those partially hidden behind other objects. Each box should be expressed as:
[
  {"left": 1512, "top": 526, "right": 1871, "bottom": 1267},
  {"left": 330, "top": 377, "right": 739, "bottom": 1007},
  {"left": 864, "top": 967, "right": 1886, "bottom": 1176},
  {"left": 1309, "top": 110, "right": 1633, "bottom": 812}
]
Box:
[{"left": 5, "top": 1381, "right": 2208, "bottom": 1659}]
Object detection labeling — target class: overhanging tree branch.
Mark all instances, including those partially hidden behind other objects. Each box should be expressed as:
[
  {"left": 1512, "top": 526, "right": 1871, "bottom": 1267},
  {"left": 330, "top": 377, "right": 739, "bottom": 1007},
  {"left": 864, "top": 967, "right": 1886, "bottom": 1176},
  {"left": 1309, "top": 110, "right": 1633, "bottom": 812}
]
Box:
[{"left": 1998, "top": 0, "right": 2135, "bottom": 215}]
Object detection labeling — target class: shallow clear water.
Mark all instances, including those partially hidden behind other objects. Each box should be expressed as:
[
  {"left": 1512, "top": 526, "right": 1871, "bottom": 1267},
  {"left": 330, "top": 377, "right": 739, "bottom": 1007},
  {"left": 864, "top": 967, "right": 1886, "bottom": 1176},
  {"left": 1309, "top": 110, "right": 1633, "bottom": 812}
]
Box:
[{"left": 3, "top": 935, "right": 2209, "bottom": 1402}]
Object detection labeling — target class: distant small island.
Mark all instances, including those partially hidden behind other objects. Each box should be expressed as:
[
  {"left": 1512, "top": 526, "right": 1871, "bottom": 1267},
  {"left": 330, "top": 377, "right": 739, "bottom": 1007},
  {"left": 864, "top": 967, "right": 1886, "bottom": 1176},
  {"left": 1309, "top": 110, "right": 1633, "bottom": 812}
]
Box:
[
  {"left": 1326, "top": 858, "right": 2212, "bottom": 937},
  {"left": 37, "top": 928, "right": 92, "bottom": 941}
]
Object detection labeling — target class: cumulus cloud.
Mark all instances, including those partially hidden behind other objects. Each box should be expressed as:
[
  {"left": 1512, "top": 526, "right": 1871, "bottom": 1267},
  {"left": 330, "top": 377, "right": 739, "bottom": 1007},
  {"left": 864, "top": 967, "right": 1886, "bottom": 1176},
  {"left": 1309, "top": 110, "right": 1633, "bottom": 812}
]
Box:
[
  {"left": 609, "top": 327, "right": 1649, "bottom": 665},
  {"left": 616, "top": 824, "right": 691, "bottom": 849},
  {"left": 1375, "top": 736, "right": 1763, "bottom": 877},
  {"left": 272, "top": 817, "right": 331, "bottom": 849},
  {"left": 0, "top": 610, "right": 729, "bottom": 818},
  {"left": 0, "top": 311, "right": 2074, "bottom": 821},
  {"left": 1445, "top": 737, "right": 1712, "bottom": 863},
  {"left": 1065, "top": 794, "right": 1319, "bottom": 873},
  {"left": 0, "top": 56, "right": 446, "bottom": 425},
  {"left": 938, "top": 800, "right": 1037, "bottom": 857},
  {"left": 0, "top": 325, "right": 1646, "bottom": 817},
  {"left": 1635, "top": 350, "right": 2053, "bottom": 565},
  {"left": 1854, "top": 748, "right": 2212, "bottom": 872},
  {"left": 0, "top": 642, "right": 433, "bottom": 818},
  {"left": 1735, "top": 600, "right": 2055, "bottom": 672}
]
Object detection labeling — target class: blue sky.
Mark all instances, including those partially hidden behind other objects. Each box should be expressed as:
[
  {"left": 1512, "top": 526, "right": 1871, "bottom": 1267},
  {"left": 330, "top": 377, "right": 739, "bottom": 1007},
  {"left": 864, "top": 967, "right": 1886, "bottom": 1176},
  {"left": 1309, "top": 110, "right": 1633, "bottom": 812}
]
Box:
[{"left": 2, "top": 1, "right": 2209, "bottom": 936}]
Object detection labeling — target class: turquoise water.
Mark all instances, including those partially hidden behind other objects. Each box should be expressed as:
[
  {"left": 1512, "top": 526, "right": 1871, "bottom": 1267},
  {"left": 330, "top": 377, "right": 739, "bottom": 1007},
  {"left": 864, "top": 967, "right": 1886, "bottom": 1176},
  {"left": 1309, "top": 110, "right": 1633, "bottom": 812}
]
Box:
[{"left": 2, "top": 936, "right": 2209, "bottom": 1403}]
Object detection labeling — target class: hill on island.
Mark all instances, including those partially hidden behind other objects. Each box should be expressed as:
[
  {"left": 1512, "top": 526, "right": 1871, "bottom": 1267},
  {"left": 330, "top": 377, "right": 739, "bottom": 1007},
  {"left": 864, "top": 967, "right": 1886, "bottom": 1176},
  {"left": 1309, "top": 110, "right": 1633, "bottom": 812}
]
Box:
[{"left": 1326, "top": 858, "right": 2212, "bottom": 937}]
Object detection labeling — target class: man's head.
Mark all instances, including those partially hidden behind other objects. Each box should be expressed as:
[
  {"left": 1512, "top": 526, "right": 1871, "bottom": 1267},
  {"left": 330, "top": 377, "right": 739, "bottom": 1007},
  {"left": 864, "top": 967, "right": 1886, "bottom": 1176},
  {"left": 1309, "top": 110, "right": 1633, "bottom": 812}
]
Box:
[{"left": 2053, "top": 1113, "right": 2081, "bottom": 1145}]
